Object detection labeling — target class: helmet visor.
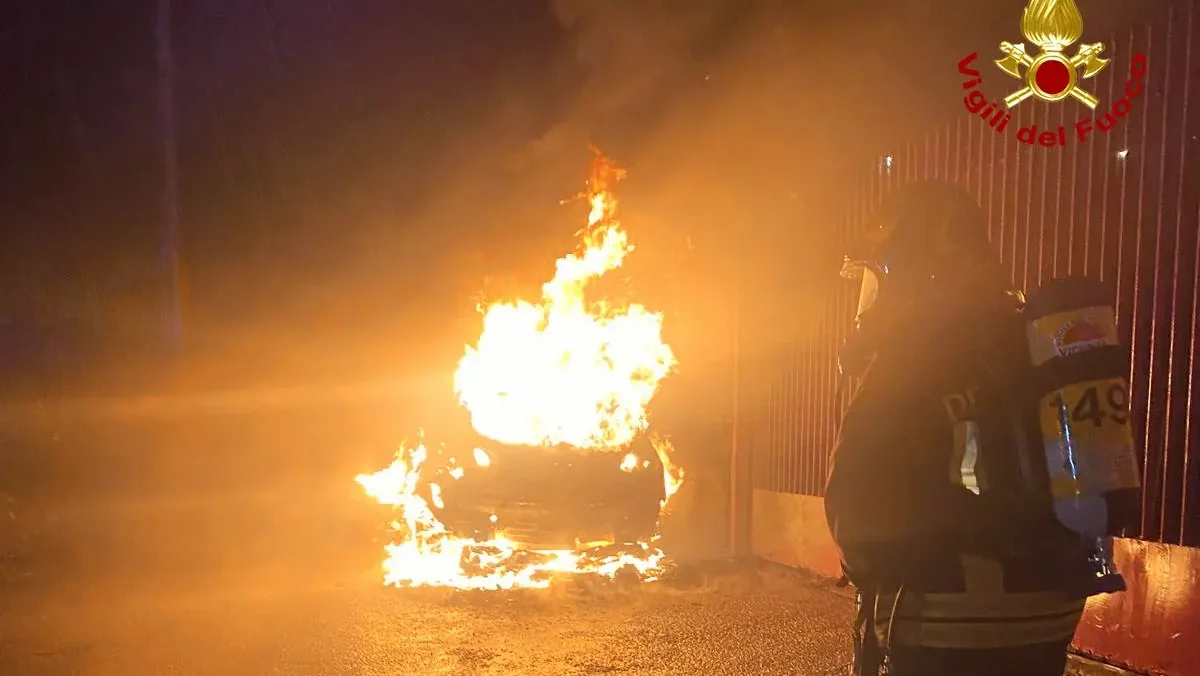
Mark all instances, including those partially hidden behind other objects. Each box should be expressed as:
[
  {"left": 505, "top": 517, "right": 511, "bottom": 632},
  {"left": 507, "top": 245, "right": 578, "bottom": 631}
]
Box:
[{"left": 840, "top": 258, "right": 885, "bottom": 320}]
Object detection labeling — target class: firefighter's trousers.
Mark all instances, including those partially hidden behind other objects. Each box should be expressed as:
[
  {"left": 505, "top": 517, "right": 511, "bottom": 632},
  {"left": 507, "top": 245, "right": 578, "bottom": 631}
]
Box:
[
  {"left": 885, "top": 638, "right": 1075, "bottom": 675},
  {"left": 850, "top": 588, "right": 882, "bottom": 675},
  {"left": 869, "top": 556, "right": 1085, "bottom": 676}
]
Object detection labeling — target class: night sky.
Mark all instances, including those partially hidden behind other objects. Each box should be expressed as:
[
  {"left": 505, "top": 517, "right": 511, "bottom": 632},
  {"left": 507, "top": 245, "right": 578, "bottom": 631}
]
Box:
[
  {"left": 0, "top": 0, "right": 1151, "bottom": 388},
  {"left": 2, "top": 1, "right": 566, "bottom": 328}
]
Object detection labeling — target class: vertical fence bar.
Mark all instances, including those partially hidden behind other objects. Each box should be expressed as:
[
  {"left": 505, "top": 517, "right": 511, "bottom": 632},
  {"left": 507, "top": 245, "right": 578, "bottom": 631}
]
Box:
[
  {"left": 1021, "top": 102, "right": 1035, "bottom": 291},
  {"left": 1158, "top": 2, "right": 1196, "bottom": 545},
  {"left": 1034, "top": 101, "right": 1050, "bottom": 288},
  {"left": 1151, "top": 4, "right": 1180, "bottom": 544},
  {"left": 994, "top": 108, "right": 1007, "bottom": 271},
  {"left": 1056, "top": 100, "right": 1071, "bottom": 279},
  {"left": 1009, "top": 104, "right": 1023, "bottom": 284},
  {"left": 1131, "top": 22, "right": 1162, "bottom": 541},
  {"left": 955, "top": 118, "right": 965, "bottom": 186},
  {"left": 1179, "top": 0, "right": 1199, "bottom": 546},
  {"left": 787, "top": 283, "right": 797, "bottom": 496},
  {"left": 941, "top": 122, "right": 952, "bottom": 181},
  {"left": 770, "top": 367, "right": 781, "bottom": 492},
  {"left": 778, "top": 350, "right": 788, "bottom": 494},
  {"left": 808, "top": 316, "right": 821, "bottom": 495}
]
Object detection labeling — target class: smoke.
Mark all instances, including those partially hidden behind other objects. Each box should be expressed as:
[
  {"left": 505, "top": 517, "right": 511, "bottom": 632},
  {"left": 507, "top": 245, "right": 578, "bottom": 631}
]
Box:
[
  {"left": 549, "top": 0, "right": 722, "bottom": 114},
  {"left": 372, "top": 0, "right": 1149, "bottom": 369},
  {"left": 530, "top": 0, "right": 982, "bottom": 167},
  {"left": 502, "top": 0, "right": 1010, "bottom": 367},
  {"left": 519, "top": 0, "right": 1146, "bottom": 180}
]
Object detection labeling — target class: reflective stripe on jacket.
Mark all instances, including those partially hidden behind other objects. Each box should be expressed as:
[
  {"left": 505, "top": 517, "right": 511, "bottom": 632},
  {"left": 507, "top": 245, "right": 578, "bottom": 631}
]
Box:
[{"left": 871, "top": 554, "right": 1086, "bottom": 650}]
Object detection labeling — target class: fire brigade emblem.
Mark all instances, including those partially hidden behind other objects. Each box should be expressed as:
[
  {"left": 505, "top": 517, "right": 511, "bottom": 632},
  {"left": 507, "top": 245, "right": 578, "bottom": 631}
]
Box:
[{"left": 994, "top": 0, "right": 1110, "bottom": 109}]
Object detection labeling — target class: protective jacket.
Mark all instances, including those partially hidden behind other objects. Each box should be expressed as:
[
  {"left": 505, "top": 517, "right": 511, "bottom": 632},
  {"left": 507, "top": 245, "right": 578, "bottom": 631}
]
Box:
[{"left": 825, "top": 293, "right": 1097, "bottom": 651}]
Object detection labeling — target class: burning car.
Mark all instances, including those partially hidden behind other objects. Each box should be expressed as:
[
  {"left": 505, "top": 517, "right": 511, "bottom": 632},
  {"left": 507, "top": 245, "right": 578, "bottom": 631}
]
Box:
[{"left": 356, "top": 149, "right": 683, "bottom": 590}]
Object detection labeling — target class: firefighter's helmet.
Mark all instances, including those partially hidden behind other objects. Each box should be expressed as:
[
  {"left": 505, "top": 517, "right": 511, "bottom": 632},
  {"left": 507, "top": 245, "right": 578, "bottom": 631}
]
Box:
[{"left": 839, "top": 181, "right": 1003, "bottom": 376}]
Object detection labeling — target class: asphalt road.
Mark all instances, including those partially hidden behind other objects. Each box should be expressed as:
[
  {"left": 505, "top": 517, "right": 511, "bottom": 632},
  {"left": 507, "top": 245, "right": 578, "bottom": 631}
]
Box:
[{"left": 0, "top": 474, "right": 854, "bottom": 676}]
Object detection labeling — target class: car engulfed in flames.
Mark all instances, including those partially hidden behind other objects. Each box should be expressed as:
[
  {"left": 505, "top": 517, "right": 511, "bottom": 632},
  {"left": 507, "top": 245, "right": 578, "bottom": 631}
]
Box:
[{"left": 356, "top": 149, "right": 684, "bottom": 590}]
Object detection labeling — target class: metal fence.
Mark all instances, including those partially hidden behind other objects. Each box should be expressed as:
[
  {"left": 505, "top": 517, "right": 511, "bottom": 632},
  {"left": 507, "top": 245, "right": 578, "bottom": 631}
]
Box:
[{"left": 750, "top": 0, "right": 1200, "bottom": 547}]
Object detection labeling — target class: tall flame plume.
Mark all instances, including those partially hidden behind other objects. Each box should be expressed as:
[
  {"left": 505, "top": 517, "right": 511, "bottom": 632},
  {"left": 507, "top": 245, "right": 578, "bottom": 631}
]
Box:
[{"left": 454, "top": 149, "right": 675, "bottom": 450}]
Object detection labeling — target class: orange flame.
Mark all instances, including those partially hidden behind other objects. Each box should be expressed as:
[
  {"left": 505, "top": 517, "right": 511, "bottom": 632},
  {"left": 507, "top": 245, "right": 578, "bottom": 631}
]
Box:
[
  {"left": 356, "top": 438, "right": 667, "bottom": 590},
  {"left": 453, "top": 148, "right": 675, "bottom": 450},
  {"left": 355, "top": 149, "right": 682, "bottom": 589}
]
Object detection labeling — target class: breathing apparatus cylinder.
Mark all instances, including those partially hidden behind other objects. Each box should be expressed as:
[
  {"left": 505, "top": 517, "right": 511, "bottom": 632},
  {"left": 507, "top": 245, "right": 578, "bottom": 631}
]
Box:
[{"left": 1021, "top": 276, "right": 1141, "bottom": 592}]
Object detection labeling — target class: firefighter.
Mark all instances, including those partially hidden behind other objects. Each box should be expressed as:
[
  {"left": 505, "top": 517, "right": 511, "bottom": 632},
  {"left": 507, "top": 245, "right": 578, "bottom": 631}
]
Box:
[{"left": 826, "top": 181, "right": 1110, "bottom": 676}]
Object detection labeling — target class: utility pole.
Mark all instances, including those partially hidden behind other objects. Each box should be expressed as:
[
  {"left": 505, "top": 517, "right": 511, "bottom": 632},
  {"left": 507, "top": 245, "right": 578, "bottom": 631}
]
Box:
[{"left": 157, "top": 0, "right": 183, "bottom": 342}]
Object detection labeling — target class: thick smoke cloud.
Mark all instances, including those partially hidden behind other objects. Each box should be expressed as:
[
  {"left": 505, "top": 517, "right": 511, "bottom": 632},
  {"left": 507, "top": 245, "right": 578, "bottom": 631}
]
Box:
[
  {"left": 532, "top": 0, "right": 961, "bottom": 168},
  {"left": 542, "top": 0, "right": 1144, "bottom": 145},
  {"left": 549, "top": 0, "right": 720, "bottom": 113},
  {"left": 391, "top": 0, "right": 1151, "bottom": 373}
]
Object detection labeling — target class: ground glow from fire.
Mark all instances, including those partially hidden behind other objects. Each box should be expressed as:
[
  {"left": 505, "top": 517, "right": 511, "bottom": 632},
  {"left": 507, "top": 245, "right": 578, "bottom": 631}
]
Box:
[{"left": 355, "top": 150, "right": 684, "bottom": 590}]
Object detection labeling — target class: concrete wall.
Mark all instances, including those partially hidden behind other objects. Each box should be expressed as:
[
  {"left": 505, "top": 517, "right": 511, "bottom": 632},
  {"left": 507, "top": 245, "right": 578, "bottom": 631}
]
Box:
[
  {"left": 751, "top": 490, "right": 840, "bottom": 578},
  {"left": 753, "top": 489, "right": 1200, "bottom": 676},
  {"left": 1074, "top": 540, "right": 1200, "bottom": 676}
]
